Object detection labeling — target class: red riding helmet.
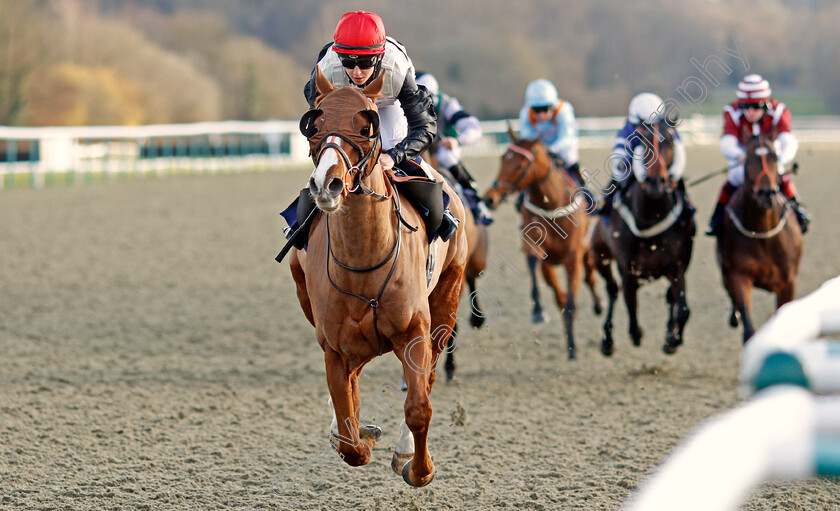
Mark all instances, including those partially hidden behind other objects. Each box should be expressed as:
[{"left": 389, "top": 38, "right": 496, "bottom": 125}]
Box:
[
  {"left": 332, "top": 11, "right": 386, "bottom": 56},
  {"left": 736, "top": 74, "right": 771, "bottom": 104}
]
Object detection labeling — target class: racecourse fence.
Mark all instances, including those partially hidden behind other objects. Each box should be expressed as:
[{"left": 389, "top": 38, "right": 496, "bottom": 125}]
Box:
[
  {"left": 2, "top": 115, "right": 840, "bottom": 190},
  {"left": 622, "top": 275, "right": 840, "bottom": 511}
]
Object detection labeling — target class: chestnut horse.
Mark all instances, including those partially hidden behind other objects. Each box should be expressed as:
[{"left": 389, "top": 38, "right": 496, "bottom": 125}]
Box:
[
  {"left": 288, "top": 68, "right": 468, "bottom": 486},
  {"left": 590, "top": 121, "right": 695, "bottom": 356},
  {"left": 717, "top": 135, "right": 802, "bottom": 343},
  {"left": 421, "top": 150, "right": 489, "bottom": 381},
  {"left": 483, "top": 129, "right": 601, "bottom": 360}
]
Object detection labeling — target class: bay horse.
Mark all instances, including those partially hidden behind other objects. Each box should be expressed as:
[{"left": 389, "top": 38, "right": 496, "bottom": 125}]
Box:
[
  {"left": 716, "top": 135, "right": 802, "bottom": 343},
  {"left": 421, "top": 149, "right": 489, "bottom": 381},
  {"left": 287, "top": 68, "right": 468, "bottom": 486},
  {"left": 483, "top": 128, "right": 601, "bottom": 360},
  {"left": 589, "top": 121, "right": 695, "bottom": 356}
]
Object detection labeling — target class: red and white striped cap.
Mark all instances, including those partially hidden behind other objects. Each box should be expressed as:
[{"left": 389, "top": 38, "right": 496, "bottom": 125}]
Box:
[{"left": 736, "top": 74, "right": 771, "bottom": 102}]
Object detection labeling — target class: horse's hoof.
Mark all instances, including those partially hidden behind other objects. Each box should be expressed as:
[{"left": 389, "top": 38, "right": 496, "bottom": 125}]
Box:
[
  {"left": 729, "top": 310, "right": 740, "bottom": 328},
  {"left": 360, "top": 424, "right": 382, "bottom": 443},
  {"left": 402, "top": 460, "right": 435, "bottom": 487},
  {"left": 593, "top": 303, "right": 603, "bottom": 316},
  {"left": 391, "top": 451, "right": 413, "bottom": 475},
  {"left": 532, "top": 310, "right": 549, "bottom": 324},
  {"left": 470, "top": 314, "right": 486, "bottom": 329},
  {"left": 631, "top": 329, "right": 643, "bottom": 347},
  {"left": 600, "top": 337, "right": 614, "bottom": 357},
  {"left": 567, "top": 347, "right": 577, "bottom": 360}
]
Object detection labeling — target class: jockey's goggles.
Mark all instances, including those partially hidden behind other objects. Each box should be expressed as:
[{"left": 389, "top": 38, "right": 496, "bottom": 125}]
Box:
[
  {"left": 531, "top": 105, "right": 552, "bottom": 114},
  {"left": 739, "top": 102, "right": 767, "bottom": 111},
  {"left": 340, "top": 54, "right": 380, "bottom": 70}
]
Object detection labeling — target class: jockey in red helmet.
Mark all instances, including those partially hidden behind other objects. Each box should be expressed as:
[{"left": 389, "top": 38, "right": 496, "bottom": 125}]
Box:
[
  {"left": 705, "top": 74, "right": 809, "bottom": 236},
  {"left": 298, "top": 11, "right": 459, "bottom": 241},
  {"left": 304, "top": 11, "right": 436, "bottom": 173}
]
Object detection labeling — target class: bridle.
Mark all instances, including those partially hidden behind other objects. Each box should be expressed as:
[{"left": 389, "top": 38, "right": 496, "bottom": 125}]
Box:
[
  {"left": 311, "top": 132, "right": 388, "bottom": 200},
  {"left": 749, "top": 136, "right": 779, "bottom": 198},
  {"left": 639, "top": 123, "right": 675, "bottom": 192},
  {"left": 306, "top": 120, "right": 418, "bottom": 358},
  {"left": 490, "top": 143, "right": 550, "bottom": 203}
]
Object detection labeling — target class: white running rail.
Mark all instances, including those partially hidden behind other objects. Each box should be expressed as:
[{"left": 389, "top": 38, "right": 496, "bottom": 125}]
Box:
[{"left": 622, "top": 276, "right": 840, "bottom": 511}]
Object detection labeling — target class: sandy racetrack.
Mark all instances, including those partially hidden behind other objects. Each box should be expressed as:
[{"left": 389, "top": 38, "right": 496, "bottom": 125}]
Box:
[{"left": 2, "top": 144, "right": 839, "bottom": 510}]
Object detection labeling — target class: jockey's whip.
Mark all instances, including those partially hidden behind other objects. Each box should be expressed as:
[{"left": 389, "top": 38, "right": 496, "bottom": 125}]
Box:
[
  {"left": 687, "top": 166, "right": 729, "bottom": 187},
  {"left": 275, "top": 208, "right": 319, "bottom": 264},
  {"left": 687, "top": 161, "right": 799, "bottom": 188}
]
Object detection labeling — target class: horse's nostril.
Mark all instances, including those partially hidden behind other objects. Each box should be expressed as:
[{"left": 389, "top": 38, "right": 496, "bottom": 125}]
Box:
[
  {"left": 327, "top": 177, "right": 344, "bottom": 197},
  {"left": 309, "top": 178, "right": 318, "bottom": 196}
]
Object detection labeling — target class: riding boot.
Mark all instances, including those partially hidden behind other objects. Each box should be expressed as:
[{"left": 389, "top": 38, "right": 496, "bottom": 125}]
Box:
[
  {"left": 448, "top": 161, "right": 477, "bottom": 190},
  {"left": 787, "top": 197, "right": 810, "bottom": 234},
  {"left": 705, "top": 202, "right": 726, "bottom": 237},
  {"left": 565, "top": 162, "right": 595, "bottom": 212},
  {"left": 437, "top": 207, "right": 460, "bottom": 241},
  {"left": 448, "top": 162, "right": 493, "bottom": 224}
]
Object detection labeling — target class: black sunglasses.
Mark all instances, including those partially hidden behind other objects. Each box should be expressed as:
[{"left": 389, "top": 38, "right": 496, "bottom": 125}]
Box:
[
  {"left": 340, "top": 55, "right": 379, "bottom": 70},
  {"left": 531, "top": 105, "right": 552, "bottom": 114},
  {"left": 739, "top": 102, "right": 767, "bottom": 110}
]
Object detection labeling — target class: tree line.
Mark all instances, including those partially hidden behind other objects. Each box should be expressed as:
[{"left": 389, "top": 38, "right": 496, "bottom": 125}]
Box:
[{"left": 2, "top": 0, "right": 839, "bottom": 127}]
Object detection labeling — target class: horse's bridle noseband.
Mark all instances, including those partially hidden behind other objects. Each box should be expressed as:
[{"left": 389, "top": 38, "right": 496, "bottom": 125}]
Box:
[
  {"left": 312, "top": 132, "right": 384, "bottom": 199},
  {"left": 491, "top": 144, "right": 546, "bottom": 203}
]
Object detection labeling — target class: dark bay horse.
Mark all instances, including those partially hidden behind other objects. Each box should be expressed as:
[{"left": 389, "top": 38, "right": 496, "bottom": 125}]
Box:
[
  {"left": 717, "top": 135, "right": 802, "bottom": 343},
  {"left": 288, "top": 68, "right": 468, "bottom": 486},
  {"left": 483, "top": 129, "right": 601, "bottom": 360},
  {"left": 590, "top": 121, "right": 695, "bottom": 356},
  {"left": 421, "top": 149, "right": 489, "bottom": 381}
]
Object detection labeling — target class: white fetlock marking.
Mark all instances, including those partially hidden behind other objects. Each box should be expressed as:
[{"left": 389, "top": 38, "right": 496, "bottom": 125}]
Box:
[
  {"left": 328, "top": 397, "right": 339, "bottom": 439},
  {"left": 395, "top": 419, "right": 415, "bottom": 455}
]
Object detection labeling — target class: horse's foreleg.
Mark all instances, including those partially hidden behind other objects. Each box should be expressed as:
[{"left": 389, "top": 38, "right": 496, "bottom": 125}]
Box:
[
  {"left": 444, "top": 323, "right": 457, "bottom": 381},
  {"left": 290, "top": 252, "right": 315, "bottom": 327},
  {"left": 324, "top": 347, "right": 373, "bottom": 467},
  {"left": 466, "top": 276, "right": 485, "bottom": 329},
  {"left": 663, "top": 274, "right": 690, "bottom": 354},
  {"left": 777, "top": 279, "right": 796, "bottom": 309},
  {"left": 583, "top": 250, "right": 603, "bottom": 315},
  {"left": 541, "top": 259, "right": 575, "bottom": 360},
  {"left": 392, "top": 264, "right": 462, "bottom": 487},
  {"left": 395, "top": 325, "right": 436, "bottom": 487},
  {"left": 527, "top": 254, "right": 549, "bottom": 324},
  {"left": 725, "top": 273, "right": 755, "bottom": 343},
  {"left": 598, "top": 261, "right": 620, "bottom": 357},
  {"left": 622, "top": 275, "right": 644, "bottom": 346}
]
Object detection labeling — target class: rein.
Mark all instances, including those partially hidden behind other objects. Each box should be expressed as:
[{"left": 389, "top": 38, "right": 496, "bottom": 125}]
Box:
[
  {"left": 318, "top": 145, "right": 416, "bottom": 357},
  {"left": 325, "top": 190, "right": 401, "bottom": 357},
  {"left": 726, "top": 192, "right": 791, "bottom": 240}
]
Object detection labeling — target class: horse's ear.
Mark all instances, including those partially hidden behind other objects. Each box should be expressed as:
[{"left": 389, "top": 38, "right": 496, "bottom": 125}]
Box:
[
  {"left": 353, "top": 110, "right": 380, "bottom": 140},
  {"left": 506, "top": 122, "right": 519, "bottom": 144},
  {"left": 314, "top": 66, "right": 334, "bottom": 102},
  {"left": 363, "top": 70, "right": 385, "bottom": 99}
]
